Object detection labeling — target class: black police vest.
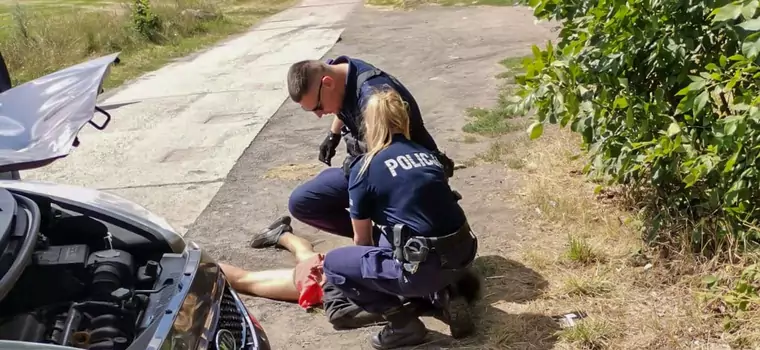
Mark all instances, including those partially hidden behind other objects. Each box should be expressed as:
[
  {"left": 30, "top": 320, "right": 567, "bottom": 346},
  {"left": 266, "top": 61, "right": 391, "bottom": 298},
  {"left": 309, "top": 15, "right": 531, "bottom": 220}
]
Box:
[{"left": 339, "top": 65, "right": 405, "bottom": 157}]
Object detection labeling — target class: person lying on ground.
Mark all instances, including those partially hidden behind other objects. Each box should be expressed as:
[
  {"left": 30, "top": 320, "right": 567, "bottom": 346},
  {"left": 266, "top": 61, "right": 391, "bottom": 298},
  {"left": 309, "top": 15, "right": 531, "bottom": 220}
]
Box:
[
  {"left": 322, "top": 87, "right": 480, "bottom": 350},
  {"left": 218, "top": 216, "right": 385, "bottom": 330},
  {"left": 283, "top": 56, "right": 456, "bottom": 241}
]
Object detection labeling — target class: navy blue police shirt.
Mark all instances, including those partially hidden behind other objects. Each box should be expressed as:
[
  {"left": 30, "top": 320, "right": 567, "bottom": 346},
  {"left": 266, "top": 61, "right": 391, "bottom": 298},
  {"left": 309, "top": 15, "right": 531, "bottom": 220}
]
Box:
[
  {"left": 326, "top": 56, "right": 439, "bottom": 154},
  {"left": 348, "top": 134, "right": 465, "bottom": 238}
]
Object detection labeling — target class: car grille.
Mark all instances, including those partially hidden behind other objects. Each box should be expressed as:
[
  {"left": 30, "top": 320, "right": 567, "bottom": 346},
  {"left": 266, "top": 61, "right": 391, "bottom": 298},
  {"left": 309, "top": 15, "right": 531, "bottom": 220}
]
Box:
[{"left": 212, "top": 283, "right": 250, "bottom": 350}]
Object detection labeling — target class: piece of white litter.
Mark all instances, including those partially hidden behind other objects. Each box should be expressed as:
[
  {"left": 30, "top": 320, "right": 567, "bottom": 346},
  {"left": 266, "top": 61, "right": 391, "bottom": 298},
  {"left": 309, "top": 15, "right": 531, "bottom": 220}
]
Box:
[{"left": 644, "top": 263, "right": 653, "bottom": 270}]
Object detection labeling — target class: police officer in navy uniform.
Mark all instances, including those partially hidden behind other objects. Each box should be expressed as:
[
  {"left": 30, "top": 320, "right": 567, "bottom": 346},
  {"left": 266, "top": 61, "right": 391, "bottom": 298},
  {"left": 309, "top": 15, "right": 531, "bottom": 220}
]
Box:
[
  {"left": 321, "top": 87, "right": 478, "bottom": 349},
  {"left": 284, "top": 56, "right": 455, "bottom": 240}
]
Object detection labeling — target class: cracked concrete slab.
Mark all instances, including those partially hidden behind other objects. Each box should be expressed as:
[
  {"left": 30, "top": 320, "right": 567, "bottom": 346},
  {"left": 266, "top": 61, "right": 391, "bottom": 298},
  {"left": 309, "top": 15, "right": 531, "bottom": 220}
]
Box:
[{"left": 21, "top": 0, "right": 361, "bottom": 233}]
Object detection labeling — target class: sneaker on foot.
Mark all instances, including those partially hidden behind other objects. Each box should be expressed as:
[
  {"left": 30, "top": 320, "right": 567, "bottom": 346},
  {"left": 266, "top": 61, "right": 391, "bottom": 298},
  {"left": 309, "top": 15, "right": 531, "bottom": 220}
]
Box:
[{"left": 249, "top": 215, "right": 292, "bottom": 248}]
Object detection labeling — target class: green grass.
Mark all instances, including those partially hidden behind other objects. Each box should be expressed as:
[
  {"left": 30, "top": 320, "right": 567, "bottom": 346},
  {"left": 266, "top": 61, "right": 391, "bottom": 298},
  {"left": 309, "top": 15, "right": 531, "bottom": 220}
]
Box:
[
  {"left": 461, "top": 55, "right": 530, "bottom": 137},
  {"left": 495, "top": 55, "right": 529, "bottom": 79},
  {"left": 462, "top": 106, "right": 518, "bottom": 136},
  {"left": 562, "top": 274, "right": 614, "bottom": 297},
  {"left": 557, "top": 318, "right": 619, "bottom": 350},
  {"left": 0, "top": 0, "right": 295, "bottom": 88},
  {"left": 566, "top": 235, "right": 603, "bottom": 265}
]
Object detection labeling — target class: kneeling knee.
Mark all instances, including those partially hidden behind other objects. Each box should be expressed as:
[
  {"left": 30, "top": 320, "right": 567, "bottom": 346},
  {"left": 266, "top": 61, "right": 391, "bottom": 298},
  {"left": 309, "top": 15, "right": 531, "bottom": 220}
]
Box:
[
  {"left": 322, "top": 252, "right": 339, "bottom": 276},
  {"left": 322, "top": 252, "right": 348, "bottom": 284},
  {"left": 287, "top": 186, "right": 310, "bottom": 217}
]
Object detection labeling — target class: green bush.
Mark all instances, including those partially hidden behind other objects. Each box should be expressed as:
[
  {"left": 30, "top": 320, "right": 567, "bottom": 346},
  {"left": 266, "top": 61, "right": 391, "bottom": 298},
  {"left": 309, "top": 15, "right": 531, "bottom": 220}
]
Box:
[
  {"left": 132, "top": 0, "right": 162, "bottom": 42},
  {"left": 511, "top": 0, "right": 760, "bottom": 251}
]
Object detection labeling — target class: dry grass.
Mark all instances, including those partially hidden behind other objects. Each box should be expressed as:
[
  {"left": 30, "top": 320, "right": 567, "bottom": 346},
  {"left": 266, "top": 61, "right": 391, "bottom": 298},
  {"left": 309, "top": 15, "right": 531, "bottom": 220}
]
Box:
[
  {"left": 456, "top": 53, "right": 749, "bottom": 348},
  {"left": 263, "top": 163, "right": 322, "bottom": 181},
  {"left": 500, "top": 125, "right": 727, "bottom": 349},
  {"left": 557, "top": 317, "right": 621, "bottom": 350},
  {"left": 0, "top": 0, "right": 294, "bottom": 88}
]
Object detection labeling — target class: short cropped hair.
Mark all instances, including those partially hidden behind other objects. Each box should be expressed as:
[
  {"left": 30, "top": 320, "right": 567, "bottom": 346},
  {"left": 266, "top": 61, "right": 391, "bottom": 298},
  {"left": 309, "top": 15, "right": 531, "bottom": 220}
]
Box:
[{"left": 287, "top": 60, "right": 327, "bottom": 102}]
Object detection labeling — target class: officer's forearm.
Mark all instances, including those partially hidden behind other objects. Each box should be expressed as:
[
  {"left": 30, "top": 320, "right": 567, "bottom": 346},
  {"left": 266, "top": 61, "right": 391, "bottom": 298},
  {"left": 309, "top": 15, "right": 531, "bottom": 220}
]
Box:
[
  {"left": 330, "top": 116, "right": 344, "bottom": 135},
  {"left": 351, "top": 218, "right": 373, "bottom": 246}
]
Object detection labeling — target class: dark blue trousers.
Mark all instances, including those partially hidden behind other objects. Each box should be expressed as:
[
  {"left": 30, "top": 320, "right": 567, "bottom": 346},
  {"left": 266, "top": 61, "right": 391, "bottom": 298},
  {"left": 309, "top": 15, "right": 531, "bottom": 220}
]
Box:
[
  {"left": 322, "top": 235, "right": 462, "bottom": 314},
  {"left": 288, "top": 168, "right": 354, "bottom": 238}
]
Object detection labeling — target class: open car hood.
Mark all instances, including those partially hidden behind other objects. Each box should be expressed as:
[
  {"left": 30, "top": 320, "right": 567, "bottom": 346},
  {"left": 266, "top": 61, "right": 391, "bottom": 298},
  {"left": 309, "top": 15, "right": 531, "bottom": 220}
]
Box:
[{"left": 0, "top": 52, "right": 120, "bottom": 172}]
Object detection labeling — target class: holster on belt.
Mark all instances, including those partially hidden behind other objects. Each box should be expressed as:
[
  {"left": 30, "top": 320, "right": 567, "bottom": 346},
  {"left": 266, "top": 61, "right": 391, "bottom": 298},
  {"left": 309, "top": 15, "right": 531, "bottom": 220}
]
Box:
[{"left": 388, "top": 222, "right": 477, "bottom": 272}]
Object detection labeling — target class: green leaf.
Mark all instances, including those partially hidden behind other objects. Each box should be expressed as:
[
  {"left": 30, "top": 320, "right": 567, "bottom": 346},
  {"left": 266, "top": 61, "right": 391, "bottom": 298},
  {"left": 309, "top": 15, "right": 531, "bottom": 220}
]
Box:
[
  {"left": 531, "top": 45, "right": 542, "bottom": 60},
  {"left": 742, "top": 35, "right": 760, "bottom": 58},
  {"left": 667, "top": 122, "right": 681, "bottom": 137},
  {"left": 694, "top": 90, "right": 710, "bottom": 114},
  {"left": 743, "top": 0, "right": 759, "bottom": 19},
  {"left": 720, "top": 55, "right": 728, "bottom": 67},
  {"left": 614, "top": 96, "right": 628, "bottom": 109},
  {"left": 676, "top": 86, "right": 691, "bottom": 96},
  {"left": 528, "top": 121, "right": 544, "bottom": 140},
  {"left": 726, "top": 122, "right": 738, "bottom": 135},
  {"left": 684, "top": 172, "right": 699, "bottom": 188},
  {"left": 713, "top": 3, "right": 743, "bottom": 22},
  {"left": 689, "top": 79, "right": 707, "bottom": 91},
  {"left": 739, "top": 18, "right": 760, "bottom": 30},
  {"left": 724, "top": 146, "right": 742, "bottom": 173},
  {"left": 726, "top": 70, "right": 742, "bottom": 90},
  {"left": 703, "top": 275, "right": 718, "bottom": 287},
  {"left": 626, "top": 107, "right": 634, "bottom": 127}
]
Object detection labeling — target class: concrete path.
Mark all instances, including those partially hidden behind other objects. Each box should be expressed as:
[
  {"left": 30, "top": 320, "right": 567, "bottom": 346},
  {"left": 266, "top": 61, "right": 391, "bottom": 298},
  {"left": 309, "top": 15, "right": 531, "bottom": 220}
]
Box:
[
  {"left": 186, "top": 4, "right": 557, "bottom": 348},
  {"left": 22, "top": 0, "right": 360, "bottom": 234}
]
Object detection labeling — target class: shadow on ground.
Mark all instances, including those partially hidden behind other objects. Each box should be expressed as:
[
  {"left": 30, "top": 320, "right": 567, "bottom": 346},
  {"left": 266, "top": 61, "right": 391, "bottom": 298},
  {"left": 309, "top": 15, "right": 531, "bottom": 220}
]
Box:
[
  {"left": 474, "top": 255, "right": 549, "bottom": 304},
  {"left": 321, "top": 255, "right": 558, "bottom": 350},
  {"left": 216, "top": 252, "right": 558, "bottom": 349},
  {"left": 458, "top": 255, "right": 558, "bottom": 350}
]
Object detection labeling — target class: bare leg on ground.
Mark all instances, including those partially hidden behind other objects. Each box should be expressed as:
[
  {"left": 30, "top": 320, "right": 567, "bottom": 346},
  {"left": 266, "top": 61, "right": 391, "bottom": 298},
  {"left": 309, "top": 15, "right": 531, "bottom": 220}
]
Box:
[
  {"left": 279, "top": 232, "right": 319, "bottom": 263},
  {"left": 223, "top": 216, "right": 319, "bottom": 302},
  {"left": 220, "top": 263, "right": 299, "bottom": 302}
]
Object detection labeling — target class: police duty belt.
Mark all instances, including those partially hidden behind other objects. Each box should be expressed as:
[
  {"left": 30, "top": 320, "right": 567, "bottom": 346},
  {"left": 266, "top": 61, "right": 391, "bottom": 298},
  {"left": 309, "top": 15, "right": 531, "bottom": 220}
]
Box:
[{"left": 378, "top": 223, "right": 476, "bottom": 274}]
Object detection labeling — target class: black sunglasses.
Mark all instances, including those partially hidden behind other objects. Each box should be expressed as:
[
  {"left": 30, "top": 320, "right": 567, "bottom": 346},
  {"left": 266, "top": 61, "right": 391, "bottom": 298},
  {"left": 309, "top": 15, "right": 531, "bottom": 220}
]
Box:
[{"left": 308, "top": 78, "right": 324, "bottom": 112}]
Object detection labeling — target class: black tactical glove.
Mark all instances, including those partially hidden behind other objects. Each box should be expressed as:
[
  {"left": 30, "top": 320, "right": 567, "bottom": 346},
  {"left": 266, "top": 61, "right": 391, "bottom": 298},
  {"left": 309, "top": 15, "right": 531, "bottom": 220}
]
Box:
[
  {"left": 433, "top": 151, "right": 455, "bottom": 178},
  {"left": 342, "top": 155, "right": 356, "bottom": 179},
  {"left": 319, "top": 131, "right": 341, "bottom": 166}
]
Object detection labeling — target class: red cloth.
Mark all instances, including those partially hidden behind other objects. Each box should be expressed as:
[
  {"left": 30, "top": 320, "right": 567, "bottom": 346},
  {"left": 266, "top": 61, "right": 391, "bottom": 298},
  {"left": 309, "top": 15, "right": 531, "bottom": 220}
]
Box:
[{"left": 293, "top": 253, "right": 326, "bottom": 310}]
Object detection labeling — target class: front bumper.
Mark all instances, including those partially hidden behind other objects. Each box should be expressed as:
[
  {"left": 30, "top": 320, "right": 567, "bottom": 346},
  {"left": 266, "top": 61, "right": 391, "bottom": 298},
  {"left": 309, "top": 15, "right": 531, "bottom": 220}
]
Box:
[
  {"left": 133, "top": 243, "right": 271, "bottom": 350},
  {"left": 217, "top": 279, "right": 272, "bottom": 350}
]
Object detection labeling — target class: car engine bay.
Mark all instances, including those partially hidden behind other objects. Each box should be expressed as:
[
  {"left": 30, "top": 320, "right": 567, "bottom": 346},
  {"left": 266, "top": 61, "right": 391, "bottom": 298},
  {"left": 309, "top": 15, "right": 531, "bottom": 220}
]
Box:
[{"left": 0, "top": 187, "right": 187, "bottom": 349}]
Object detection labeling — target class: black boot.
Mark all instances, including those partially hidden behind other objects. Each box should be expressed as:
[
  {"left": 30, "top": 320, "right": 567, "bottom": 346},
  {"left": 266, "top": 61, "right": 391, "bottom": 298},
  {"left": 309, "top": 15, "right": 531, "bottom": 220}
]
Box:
[
  {"left": 249, "top": 216, "right": 292, "bottom": 248},
  {"left": 453, "top": 267, "right": 482, "bottom": 303},
  {"left": 436, "top": 286, "right": 475, "bottom": 339},
  {"left": 370, "top": 307, "right": 428, "bottom": 350},
  {"left": 329, "top": 309, "right": 387, "bottom": 330}
]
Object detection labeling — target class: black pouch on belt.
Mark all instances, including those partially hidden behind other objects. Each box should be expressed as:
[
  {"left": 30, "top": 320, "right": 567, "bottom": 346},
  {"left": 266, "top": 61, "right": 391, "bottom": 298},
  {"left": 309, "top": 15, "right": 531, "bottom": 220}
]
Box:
[{"left": 419, "top": 222, "right": 477, "bottom": 270}]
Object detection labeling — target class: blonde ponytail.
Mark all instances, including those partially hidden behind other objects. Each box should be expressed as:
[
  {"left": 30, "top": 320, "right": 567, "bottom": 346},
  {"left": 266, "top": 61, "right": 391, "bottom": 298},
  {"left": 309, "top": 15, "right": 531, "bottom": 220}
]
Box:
[{"left": 357, "top": 88, "right": 411, "bottom": 177}]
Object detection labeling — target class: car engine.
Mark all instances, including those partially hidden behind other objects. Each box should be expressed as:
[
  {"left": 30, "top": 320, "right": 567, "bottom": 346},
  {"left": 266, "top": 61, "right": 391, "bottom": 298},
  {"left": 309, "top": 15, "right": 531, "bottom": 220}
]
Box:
[{"left": 0, "top": 197, "right": 179, "bottom": 349}]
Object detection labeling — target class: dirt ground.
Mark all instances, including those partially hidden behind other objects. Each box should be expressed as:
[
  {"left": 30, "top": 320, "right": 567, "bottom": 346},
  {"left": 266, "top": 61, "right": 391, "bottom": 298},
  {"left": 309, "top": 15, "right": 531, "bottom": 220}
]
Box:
[{"left": 186, "top": 3, "right": 557, "bottom": 349}]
